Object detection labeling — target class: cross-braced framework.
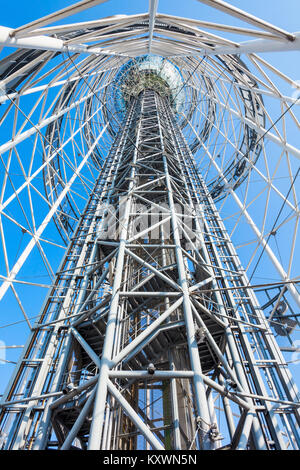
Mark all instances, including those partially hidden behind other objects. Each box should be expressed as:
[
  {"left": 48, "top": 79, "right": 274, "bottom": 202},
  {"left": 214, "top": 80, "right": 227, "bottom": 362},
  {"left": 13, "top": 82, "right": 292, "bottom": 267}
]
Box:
[{"left": 0, "top": 0, "right": 300, "bottom": 451}]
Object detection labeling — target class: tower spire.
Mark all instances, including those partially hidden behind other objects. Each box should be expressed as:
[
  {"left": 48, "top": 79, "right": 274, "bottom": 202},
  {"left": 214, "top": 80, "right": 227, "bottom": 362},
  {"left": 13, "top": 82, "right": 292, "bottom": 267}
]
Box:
[{"left": 1, "top": 89, "right": 299, "bottom": 450}]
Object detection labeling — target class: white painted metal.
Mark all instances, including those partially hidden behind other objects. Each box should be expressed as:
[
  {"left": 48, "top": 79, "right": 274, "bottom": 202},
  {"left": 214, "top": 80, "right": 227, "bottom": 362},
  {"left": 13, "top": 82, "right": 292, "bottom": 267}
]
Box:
[{"left": 0, "top": 0, "right": 299, "bottom": 452}]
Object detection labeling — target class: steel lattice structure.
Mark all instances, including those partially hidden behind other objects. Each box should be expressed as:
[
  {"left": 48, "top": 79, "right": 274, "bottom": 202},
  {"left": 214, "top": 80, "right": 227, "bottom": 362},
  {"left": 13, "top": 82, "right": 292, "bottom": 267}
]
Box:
[{"left": 0, "top": 0, "right": 300, "bottom": 451}]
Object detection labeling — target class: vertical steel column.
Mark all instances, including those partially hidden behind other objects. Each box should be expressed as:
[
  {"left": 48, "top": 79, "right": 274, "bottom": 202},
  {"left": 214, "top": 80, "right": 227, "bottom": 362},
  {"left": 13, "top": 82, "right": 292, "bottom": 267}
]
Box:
[
  {"left": 156, "top": 94, "right": 214, "bottom": 449},
  {"left": 87, "top": 96, "right": 143, "bottom": 450}
]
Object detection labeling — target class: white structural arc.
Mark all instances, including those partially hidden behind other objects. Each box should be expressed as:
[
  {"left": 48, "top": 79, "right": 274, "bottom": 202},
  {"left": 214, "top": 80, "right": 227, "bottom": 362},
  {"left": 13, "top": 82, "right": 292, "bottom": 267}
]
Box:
[{"left": 1, "top": 25, "right": 300, "bottom": 57}]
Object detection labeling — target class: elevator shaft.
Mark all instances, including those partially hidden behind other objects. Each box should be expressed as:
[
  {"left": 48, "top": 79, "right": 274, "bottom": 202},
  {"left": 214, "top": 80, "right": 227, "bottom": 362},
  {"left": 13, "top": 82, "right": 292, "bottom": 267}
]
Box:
[{"left": 0, "top": 89, "right": 299, "bottom": 451}]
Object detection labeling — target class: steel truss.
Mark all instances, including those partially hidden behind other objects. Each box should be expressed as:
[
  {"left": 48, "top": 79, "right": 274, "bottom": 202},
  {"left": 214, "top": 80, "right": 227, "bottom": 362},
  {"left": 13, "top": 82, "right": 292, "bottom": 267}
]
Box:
[{"left": 0, "top": 89, "right": 299, "bottom": 450}]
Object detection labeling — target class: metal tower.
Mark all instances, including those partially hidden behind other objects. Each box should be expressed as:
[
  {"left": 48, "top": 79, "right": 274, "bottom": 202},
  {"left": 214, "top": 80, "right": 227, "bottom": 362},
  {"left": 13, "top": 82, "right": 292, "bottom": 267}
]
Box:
[{"left": 0, "top": 0, "right": 300, "bottom": 451}]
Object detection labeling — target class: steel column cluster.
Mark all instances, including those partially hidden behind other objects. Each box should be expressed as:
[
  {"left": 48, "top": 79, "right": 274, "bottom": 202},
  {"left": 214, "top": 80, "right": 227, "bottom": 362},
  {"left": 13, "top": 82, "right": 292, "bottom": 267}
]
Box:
[{"left": 0, "top": 89, "right": 299, "bottom": 451}]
